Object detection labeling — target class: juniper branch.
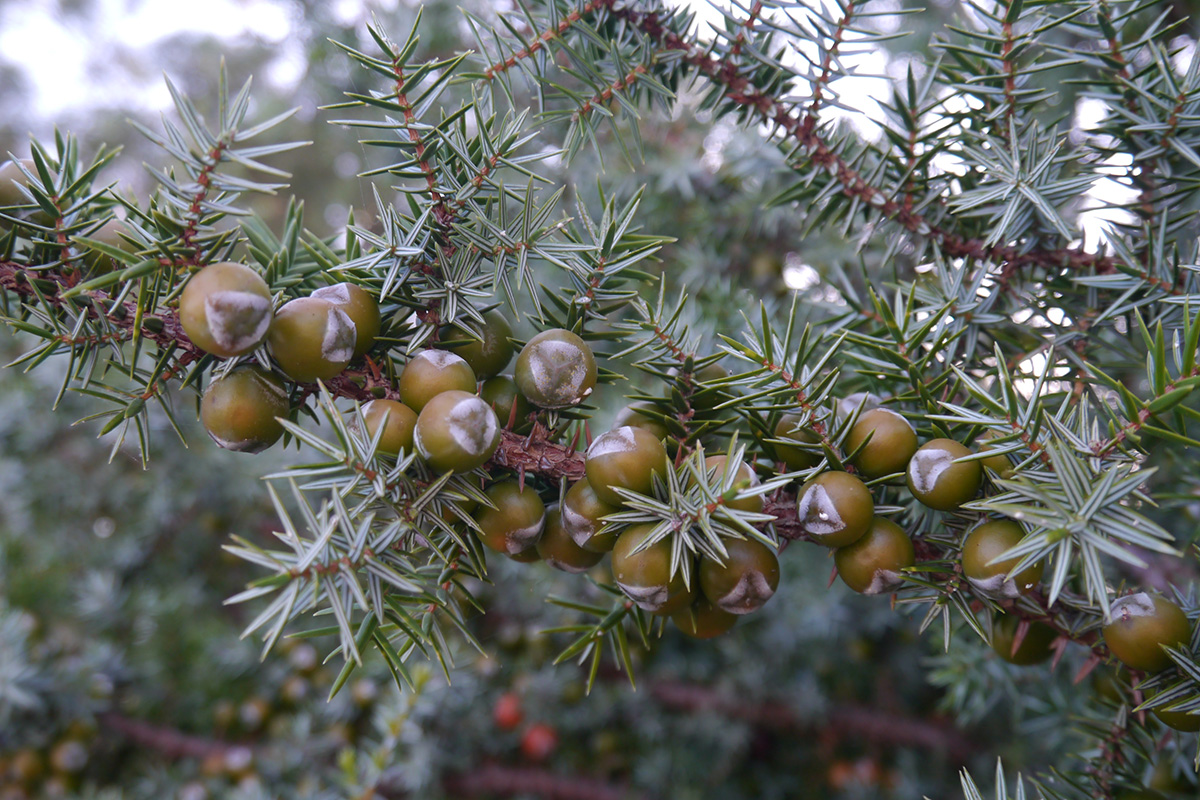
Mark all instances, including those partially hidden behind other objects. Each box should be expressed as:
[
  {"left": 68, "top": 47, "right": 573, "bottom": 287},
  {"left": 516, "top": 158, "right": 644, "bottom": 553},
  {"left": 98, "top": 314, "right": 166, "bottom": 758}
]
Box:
[
  {"left": 99, "top": 712, "right": 242, "bottom": 760},
  {"left": 647, "top": 679, "right": 977, "bottom": 762},
  {"left": 0, "top": 256, "right": 1160, "bottom": 667},
  {"left": 442, "top": 766, "right": 653, "bottom": 800},
  {"left": 593, "top": 0, "right": 1122, "bottom": 278}
]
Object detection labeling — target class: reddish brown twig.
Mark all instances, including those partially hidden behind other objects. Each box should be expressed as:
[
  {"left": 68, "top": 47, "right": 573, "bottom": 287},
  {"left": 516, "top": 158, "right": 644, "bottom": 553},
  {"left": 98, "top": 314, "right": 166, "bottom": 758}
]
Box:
[
  {"left": 648, "top": 679, "right": 976, "bottom": 762},
  {"left": 443, "top": 765, "right": 654, "bottom": 800},
  {"left": 595, "top": 0, "right": 1119, "bottom": 279},
  {"left": 178, "top": 139, "right": 228, "bottom": 265},
  {"left": 0, "top": 261, "right": 202, "bottom": 358},
  {"left": 483, "top": 0, "right": 606, "bottom": 82},
  {"left": 493, "top": 429, "right": 588, "bottom": 482},
  {"left": 803, "top": 1, "right": 856, "bottom": 122},
  {"left": 98, "top": 712, "right": 241, "bottom": 760},
  {"left": 1096, "top": 0, "right": 1161, "bottom": 234},
  {"left": 574, "top": 64, "right": 648, "bottom": 121},
  {"left": 389, "top": 55, "right": 448, "bottom": 228}
]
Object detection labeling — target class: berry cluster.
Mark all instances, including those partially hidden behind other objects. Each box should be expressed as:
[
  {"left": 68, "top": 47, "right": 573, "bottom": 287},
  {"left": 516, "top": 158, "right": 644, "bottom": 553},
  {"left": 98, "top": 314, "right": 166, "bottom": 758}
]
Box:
[
  {"left": 178, "top": 260, "right": 783, "bottom": 639},
  {"left": 176, "top": 259, "right": 1200, "bottom": 672},
  {"left": 185, "top": 261, "right": 381, "bottom": 452},
  {"left": 777, "top": 404, "right": 1195, "bottom": 719},
  {"left": 10, "top": 154, "right": 1194, "bottom": 724}
]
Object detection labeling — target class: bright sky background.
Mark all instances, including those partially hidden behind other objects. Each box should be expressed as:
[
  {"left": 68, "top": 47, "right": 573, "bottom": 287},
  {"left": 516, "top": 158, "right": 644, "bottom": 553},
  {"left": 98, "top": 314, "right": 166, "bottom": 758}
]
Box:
[
  {"left": 1, "top": 0, "right": 300, "bottom": 116},
  {"left": 1, "top": 0, "right": 887, "bottom": 123}
]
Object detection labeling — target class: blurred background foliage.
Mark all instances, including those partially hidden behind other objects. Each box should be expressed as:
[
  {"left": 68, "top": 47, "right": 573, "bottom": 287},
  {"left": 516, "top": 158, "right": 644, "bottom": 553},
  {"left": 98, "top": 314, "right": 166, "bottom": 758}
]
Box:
[{"left": 1, "top": 0, "right": 1199, "bottom": 798}]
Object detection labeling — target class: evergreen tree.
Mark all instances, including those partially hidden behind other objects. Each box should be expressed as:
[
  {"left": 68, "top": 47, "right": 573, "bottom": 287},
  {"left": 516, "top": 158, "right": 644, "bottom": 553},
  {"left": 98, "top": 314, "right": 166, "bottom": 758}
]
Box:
[{"left": 1, "top": 0, "right": 1199, "bottom": 798}]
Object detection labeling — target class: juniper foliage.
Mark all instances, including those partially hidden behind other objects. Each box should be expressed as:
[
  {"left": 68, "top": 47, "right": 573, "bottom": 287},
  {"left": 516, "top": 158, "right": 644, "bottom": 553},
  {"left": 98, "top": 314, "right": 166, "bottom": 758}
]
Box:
[{"left": 2, "top": 0, "right": 1200, "bottom": 797}]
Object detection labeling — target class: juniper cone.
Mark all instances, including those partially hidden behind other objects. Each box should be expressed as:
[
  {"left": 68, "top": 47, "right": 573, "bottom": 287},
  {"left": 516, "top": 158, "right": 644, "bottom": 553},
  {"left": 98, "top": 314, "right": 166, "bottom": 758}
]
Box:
[
  {"left": 473, "top": 480, "right": 546, "bottom": 557},
  {"left": 961, "top": 519, "right": 1045, "bottom": 599},
  {"left": 906, "top": 438, "right": 983, "bottom": 511},
  {"left": 536, "top": 505, "right": 605, "bottom": 573},
  {"left": 479, "top": 374, "right": 534, "bottom": 432},
  {"left": 833, "top": 517, "right": 915, "bottom": 595},
  {"left": 414, "top": 389, "right": 501, "bottom": 473},
  {"left": 267, "top": 296, "right": 356, "bottom": 382},
  {"left": 560, "top": 477, "right": 620, "bottom": 553},
  {"left": 613, "top": 401, "right": 670, "bottom": 441},
  {"left": 179, "top": 261, "right": 273, "bottom": 358},
  {"left": 513, "top": 327, "right": 598, "bottom": 408},
  {"left": 397, "top": 349, "right": 477, "bottom": 412},
  {"left": 439, "top": 309, "right": 515, "bottom": 379},
  {"left": 795, "top": 471, "right": 874, "bottom": 547},
  {"left": 199, "top": 365, "right": 289, "bottom": 453},
  {"left": 361, "top": 399, "right": 417, "bottom": 456},
  {"left": 698, "top": 536, "right": 780, "bottom": 614},
  {"left": 311, "top": 282, "right": 381, "bottom": 358},
  {"left": 611, "top": 523, "right": 688, "bottom": 612},
  {"left": 3, "top": 0, "right": 1200, "bottom": 798}
]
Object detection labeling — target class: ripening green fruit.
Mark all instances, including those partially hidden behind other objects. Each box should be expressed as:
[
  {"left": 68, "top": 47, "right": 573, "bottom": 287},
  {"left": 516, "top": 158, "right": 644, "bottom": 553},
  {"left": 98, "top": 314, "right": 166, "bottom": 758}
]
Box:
[
  {"left": 979, "top": 450, "right": 1014, "bottom": 478},
  {"left": 414, "top": 390, "right": 501, "bottom": 473},
  {"left": 180, "top": 262, "right": 273, "bottom": 358},
  {"left": 268, "top": 296, "right": 356, "bottom": 382},
  {"left": 311, "top": 283, "right": 380, "bottom": 358},
  {"left": 701, "top": 454, "right": 763, "bottom": 513},
  {"left": 611, "top": 523, "right": 686, "bottom": 612},
  {"left": 509, "top": 546, "right": 543, "bottom": 563},
  {"left": 1152, "top": 702, "right": 1200, "bottom": 732},
  {"left": 0, "top": 159, "right": 35, "bottom": 207},
  {"left": 361, "top": 399, "right": 417, "bottom": 455},
  {"left": 672, "top": 596, "right": 738, "bottom": 639},
  {"left": 473, "top": 481, "right": 545, "bottom": 557},
  {"left": 907, "top": 438, "right": 982, "bottom": 511},
  {"left": 1091, "top": 666, "right": 1129, "bottom": 704},
  {"left": 991, "top": 615, "right": 1057, "bottom": 665},
  {"left": 1148, "top": 759, "right": 1197, "bottom": 793},
  {"left": 653, "top": 581, "right": 697, "bottom": 617},
  {"left": 561, "top": 477, "right": 620, "bottom": 552},
  {"left": 961, "top": 519, "right": 1044, "bottom": 598},
  {"left": 440, "top": 309, "right": 514, "bottom": 380},
  {"left": 1103, "top": 593, "right": 1192, "bottom": 673},
  {"left": 472, "top": 482, "right": 549, "bottom": 563},
  {"left": 398, "top": 350, "right": 477, "bottom": 412},
  {"left": 612, "top": 402, "right": 670, "bottom": 441},
  {"left": 536, "top": 506, "right": 604, "bottom": 573},
  {"left": 200, "top": 366, "right": 289, "bottom": 453},
  {"left": 585, "top": 426, "right": 669, "bottom": 506},
  {"left": 978, "top": 432, "right": 1016, "bottom": 479},
  {"left": 514, "top": 328, "right": 597, "bottom": 408},
  {"left": 771, "top": 413, "right": 822, "bottom": 470},
  {"left": 796, "top": 471, "right": 874, "bottom": 547},
  {"left": 480, "top": 375, "right": 533, "bottom": 431},
  {"left": 837, "top": 392, "right": 881, "bottom": 421},
  {"left": 698, "top": 537, "right": 779, "bottom": 615},
  {"left": 437, "top": 491, "right": 478, "bottom": 525},
  {"left": 833, "top": 516, "right": 914, "bottom": 595},
  {"left": 690, "top": 362, "right": 735, "bottom": 411},
  {"left": 695, "top": 362, "right": 729, "bottom": 383},
  {"left": 845, "top": 408, "right": 918, "bottom": 479}
]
